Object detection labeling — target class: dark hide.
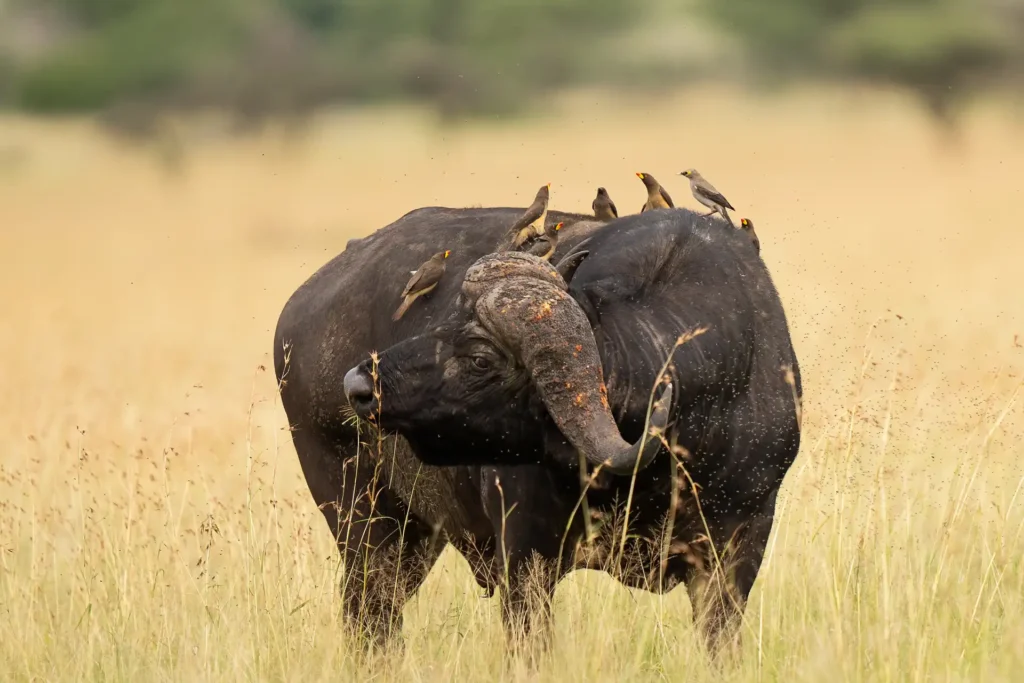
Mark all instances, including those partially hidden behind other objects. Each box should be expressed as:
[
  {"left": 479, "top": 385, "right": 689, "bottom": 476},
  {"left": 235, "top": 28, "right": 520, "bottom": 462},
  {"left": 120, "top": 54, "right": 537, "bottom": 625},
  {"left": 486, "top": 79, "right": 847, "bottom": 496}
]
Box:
[
  {"left": 277, "top": 205, "right": 800, "bottom": 653},
  {"left": 274, "top": 207, "right": 609, "bottom": 644}
]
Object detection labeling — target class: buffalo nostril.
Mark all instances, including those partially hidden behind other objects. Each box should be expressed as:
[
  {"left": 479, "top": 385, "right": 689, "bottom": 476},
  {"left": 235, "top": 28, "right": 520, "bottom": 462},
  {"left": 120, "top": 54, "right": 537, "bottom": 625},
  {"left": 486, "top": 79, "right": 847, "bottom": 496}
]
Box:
[{"left": 343, "top": 366, "right": 374, "bottom": 405}]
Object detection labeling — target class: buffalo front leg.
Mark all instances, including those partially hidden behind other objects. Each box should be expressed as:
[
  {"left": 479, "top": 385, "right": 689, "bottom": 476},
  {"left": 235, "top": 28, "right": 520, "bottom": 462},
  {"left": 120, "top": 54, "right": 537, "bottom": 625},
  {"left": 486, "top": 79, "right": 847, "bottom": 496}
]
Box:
[
  {"left": 290, "top": 427, "right": 441, "bottom": 649},
  {"left": 499, "top": 550, "right": 559, "bottom": 655},
  {"left": 685, "top": 499, "right": 778, "bottom": 658},
  {"left": 335, "top": 459, "right": 444, "bottom": 650},
  {"left": 686, "top": 561, "right": 742, "bottom": 658},
  {"left": 338, "top": 511, "right": 442, "bottom": 651},
  {"left": 482, "top": 465, "right": 579, "bottom": 655}
]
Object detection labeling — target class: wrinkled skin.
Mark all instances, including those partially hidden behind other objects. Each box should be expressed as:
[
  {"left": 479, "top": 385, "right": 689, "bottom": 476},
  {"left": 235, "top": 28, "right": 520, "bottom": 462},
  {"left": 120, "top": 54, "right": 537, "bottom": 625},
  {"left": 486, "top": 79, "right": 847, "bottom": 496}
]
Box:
[{"left": 276, "top": 205, "right": 801, "bottom": 655}]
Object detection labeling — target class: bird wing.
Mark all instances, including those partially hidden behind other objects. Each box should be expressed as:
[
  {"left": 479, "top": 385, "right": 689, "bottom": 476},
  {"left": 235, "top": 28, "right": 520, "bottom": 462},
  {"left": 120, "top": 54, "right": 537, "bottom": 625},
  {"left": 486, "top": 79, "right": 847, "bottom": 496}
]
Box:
[
  {"left": 694, "top": 180, "right": 732, "bottom": 210},
  {"left": 405, "top": 262, "right": 444, "bottom": 297},
  {"left": 401, "top": 259, "right": 444, "bottom": 297},
  {"left": 400, "top": 268, "right": 425, "bottom": 298},
  {"left": 659, "top": 186, "right": 674, "bottom": 207},
  {"left": 608, "top": 199, "right": 618, "bottom": 217},
  {"left": 507, "top": 199, "right": 544, "bottom": 235}
]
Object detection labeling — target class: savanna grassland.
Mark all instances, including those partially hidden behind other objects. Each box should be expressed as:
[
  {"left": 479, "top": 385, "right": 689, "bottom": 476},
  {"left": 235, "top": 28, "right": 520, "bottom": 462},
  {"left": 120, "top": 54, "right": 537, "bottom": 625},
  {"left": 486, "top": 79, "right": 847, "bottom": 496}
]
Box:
[{"left": 1, "top": 85, "right": 1023, "bottom": 682}]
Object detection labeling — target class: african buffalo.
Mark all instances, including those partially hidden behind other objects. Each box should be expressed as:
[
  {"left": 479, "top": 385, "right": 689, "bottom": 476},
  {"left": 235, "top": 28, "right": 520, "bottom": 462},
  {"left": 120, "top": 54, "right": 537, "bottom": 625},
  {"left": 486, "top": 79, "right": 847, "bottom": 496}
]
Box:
[{"left": 273, "top": 206, "right": 802, "bottom": 653}]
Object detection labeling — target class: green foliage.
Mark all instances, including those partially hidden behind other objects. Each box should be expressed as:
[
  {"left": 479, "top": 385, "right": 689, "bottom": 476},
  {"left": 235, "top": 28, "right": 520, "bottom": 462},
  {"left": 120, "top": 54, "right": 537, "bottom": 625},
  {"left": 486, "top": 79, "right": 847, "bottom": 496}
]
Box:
[
  {"left": 698, "top": 0, "right": 863, "bottom": 73},
  {"left": 277, "top": 0, "right": 347, "bottom": 31},
  {"left": 0, "top": 54, "right": 12, "bottom": 107},
  {"left": 11, "top": 0, "right": 638, "bottom": 119},
  {"left": 10, "top": 0, "right": 1019, "bottom": 124},
  {"left": 828, "top": 4, "right": 1009, "bottom": 87},
  {"left": 49, "top": 0, "right": 154, "bottom": 25},
  {"left": 699, "top": 0, "right": 1017, "bottom": 123},
  {"left": 15, "top": 0, "right": 253, "bottom": 111}
]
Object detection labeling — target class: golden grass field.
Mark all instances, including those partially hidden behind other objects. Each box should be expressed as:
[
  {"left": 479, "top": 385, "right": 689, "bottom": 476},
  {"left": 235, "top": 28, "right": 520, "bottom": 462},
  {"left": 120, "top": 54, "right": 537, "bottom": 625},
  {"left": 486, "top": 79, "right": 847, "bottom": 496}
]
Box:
[{"left": 1, "top": 84, "right": 1023, "bottom": 681}]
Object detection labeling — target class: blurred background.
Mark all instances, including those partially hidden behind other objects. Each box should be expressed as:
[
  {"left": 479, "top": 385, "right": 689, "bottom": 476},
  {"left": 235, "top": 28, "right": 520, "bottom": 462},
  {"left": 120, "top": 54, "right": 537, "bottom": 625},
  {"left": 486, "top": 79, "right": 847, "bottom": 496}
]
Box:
[
  {"left": 5, "top": 0, "right": 1021, "bottom": 404},
  {"left": 3, "top": 2, "right": 1024, "bottom": 679},
  {"left": 1, "top": 0, "right": 1023, "bottom": 522},
  {"left": 2, "top": 0, "right": 1024, "bottom": 135}
]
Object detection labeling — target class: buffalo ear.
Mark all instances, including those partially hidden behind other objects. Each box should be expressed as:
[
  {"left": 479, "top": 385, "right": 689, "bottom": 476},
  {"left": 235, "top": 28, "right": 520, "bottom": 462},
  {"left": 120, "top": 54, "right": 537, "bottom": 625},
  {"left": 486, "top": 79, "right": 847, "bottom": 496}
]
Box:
[{"left": 555, "top": 248, "right": 590, "bottom": 285}]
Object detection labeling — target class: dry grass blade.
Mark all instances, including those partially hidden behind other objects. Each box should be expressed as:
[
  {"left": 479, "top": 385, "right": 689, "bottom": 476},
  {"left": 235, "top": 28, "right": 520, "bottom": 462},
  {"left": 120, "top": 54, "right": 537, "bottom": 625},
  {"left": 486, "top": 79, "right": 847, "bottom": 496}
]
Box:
[{"left": 1, "top": 86, "right": 1023, "bottom": 681}]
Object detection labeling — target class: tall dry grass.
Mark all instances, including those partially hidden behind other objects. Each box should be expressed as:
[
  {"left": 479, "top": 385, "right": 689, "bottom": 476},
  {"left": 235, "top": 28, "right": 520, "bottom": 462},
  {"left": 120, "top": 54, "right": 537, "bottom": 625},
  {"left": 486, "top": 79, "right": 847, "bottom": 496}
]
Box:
[{"left": 1, "top": 84, "right": 1022, "bottom": 681}]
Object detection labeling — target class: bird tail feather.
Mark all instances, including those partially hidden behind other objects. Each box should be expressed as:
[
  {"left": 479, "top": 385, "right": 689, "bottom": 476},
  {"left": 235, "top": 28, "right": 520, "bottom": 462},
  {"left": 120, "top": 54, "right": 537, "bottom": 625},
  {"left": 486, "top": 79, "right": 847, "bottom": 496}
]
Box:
[{"left": 392, "top": 294, "right": 418, "bottom": 321}]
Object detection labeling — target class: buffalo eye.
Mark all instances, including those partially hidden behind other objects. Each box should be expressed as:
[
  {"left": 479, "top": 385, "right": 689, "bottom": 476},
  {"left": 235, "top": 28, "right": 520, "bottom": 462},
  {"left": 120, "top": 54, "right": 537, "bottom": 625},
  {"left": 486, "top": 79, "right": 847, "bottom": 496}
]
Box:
[{"left": 471, "top": 355, "right": 491, "bottom": 371}]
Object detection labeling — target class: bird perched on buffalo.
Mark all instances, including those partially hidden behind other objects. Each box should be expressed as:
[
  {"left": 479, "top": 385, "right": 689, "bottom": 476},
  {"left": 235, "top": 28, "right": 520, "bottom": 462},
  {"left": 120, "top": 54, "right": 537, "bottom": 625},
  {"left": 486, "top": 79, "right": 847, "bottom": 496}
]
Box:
[
  {"left": 518, "top": 222, "right": 563, "bottom": 261},
  {"left": 506, "top": 183, "right": 551, "bottom": 247},
  {"left": 739, "top": 217, "right": 760, "bottom": 254},
  {"left": 392, "top": 250, "right": 450, "bottom": 321},
  {"left": 680, "top": 168, "right": 735, "bottom": 224},
  {"left": 592, "top": 187, "right": 618, "bottom": 221},
  {"left": 636, "top": 172, "right": 674, "bottom": 212}
]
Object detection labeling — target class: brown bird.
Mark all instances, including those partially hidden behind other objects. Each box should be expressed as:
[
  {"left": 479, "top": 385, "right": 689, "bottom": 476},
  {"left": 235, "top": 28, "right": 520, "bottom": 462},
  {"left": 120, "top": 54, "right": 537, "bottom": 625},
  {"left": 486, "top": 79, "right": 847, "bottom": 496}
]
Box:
[
  {"left": 636, "top": 172, "right": 674, "bottom": 212},
  {"left": 507, "top": 183, "right": 551, "bottom": 247},
  {"left": 519, "top": 222, "right": 563, "bottom": 261},
  {"left": 592, "top": 187, "right": 618, "bottom": 221},
  {"left": 680, "top": 168, "right": 735, "bottom": 223},
  {"left": 392, "top": 250, "right": 450, "bottom": 321},
  {"left": 739, "top": 217, "right": 760, "bottom": 254}
]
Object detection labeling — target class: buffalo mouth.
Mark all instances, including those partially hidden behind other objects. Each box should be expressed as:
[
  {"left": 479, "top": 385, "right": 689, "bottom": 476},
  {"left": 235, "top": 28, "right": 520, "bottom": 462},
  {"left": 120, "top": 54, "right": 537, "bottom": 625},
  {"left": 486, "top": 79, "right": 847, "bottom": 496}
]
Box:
[{"left": 343, "top": 364, "right": 378, "bottom": 419}]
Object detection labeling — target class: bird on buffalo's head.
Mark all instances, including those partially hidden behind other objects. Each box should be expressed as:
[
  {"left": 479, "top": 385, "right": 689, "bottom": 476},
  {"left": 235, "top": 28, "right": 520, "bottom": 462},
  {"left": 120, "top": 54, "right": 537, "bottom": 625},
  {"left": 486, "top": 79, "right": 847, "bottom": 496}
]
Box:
[
  {"left": 592, "top": 187, "right": 618, "bottom": 221},
  {"left": 517, "top": 222, "right": 563, "bottom": 261},
  {"left": 680, "top": 168, "right": 735, "bottom": 225},
  {"left": 636, "top": 172, "right": 674, "bottom": 213},
  {"left": 739, "top": 217, "right": 760, "bottom": 254},
  {"left": 505, "top": 184, "right": 551, "bottom": 248},
  {"left": 392, "top": 249, "right": 450, "bottom": 321}
]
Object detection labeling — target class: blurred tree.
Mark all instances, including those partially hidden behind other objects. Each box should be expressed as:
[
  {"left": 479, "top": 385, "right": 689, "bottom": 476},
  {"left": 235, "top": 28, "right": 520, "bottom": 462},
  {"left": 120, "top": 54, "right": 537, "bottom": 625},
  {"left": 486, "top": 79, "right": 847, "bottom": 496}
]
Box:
[
  {"left": 279, "top": 0, "right": 346, "bottom": 31},
  {"left": 830, "top": 3, "right": 1009, "bottom": 129},
  {"left": 699, "top": 0, "right": 1015, "bottom": 130},
  {"left": 0, "top": 56, "right": 11, "bottom": 107},
  {"left": 48, "top": 0, "right": 153, "bottom": 25},
  {"left": 11, "top": 0, "right": 1019, "bottom": 134},
  {"left": 15, "top": 0, "right": 254, "bottom": 112},
  {"left": 11, "top": 0, "right": 639, "bottom": 126}
]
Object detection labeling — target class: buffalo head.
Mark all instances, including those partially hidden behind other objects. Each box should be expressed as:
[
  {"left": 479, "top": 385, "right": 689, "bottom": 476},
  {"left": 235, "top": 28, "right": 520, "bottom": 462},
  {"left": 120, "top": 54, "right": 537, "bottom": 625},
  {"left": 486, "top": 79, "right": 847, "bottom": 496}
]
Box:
[{"left": 343, "top": 251, "right": 672, "bottom": 475}]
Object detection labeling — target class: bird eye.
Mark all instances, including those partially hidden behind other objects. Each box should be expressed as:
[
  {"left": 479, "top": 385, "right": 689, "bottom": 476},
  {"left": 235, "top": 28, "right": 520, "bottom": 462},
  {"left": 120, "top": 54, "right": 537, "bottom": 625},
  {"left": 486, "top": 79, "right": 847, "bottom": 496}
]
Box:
[{"left": 471, "top": 356, "right": 491, "bottom": 370}]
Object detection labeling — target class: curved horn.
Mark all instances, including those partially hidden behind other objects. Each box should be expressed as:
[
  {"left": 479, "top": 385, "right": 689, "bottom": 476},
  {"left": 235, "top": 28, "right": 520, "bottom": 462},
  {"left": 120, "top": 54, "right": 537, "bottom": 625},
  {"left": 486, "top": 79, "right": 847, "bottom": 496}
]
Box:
[
  {"left": 461, "top": 251, "right": 565, "bottom": 308},
  {"left": 470, "top": 254, "right": 671, "bottom": 475},
  {"left": 604, "top": 379, "right": 673, "bottom": 473},
  {"left": 554, "top": 248, "right": 590, "bottom": 284}
]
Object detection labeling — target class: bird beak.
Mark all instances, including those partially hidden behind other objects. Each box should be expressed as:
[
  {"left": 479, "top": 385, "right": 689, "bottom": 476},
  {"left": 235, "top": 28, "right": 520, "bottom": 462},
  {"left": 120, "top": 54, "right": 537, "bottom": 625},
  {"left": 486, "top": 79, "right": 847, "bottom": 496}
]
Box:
[
  {"left": 444, "top": 250, "right": 451, "bottom": 258},
  {"left": 636, "top": 173, "right": 644, "bottom": 179}
]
